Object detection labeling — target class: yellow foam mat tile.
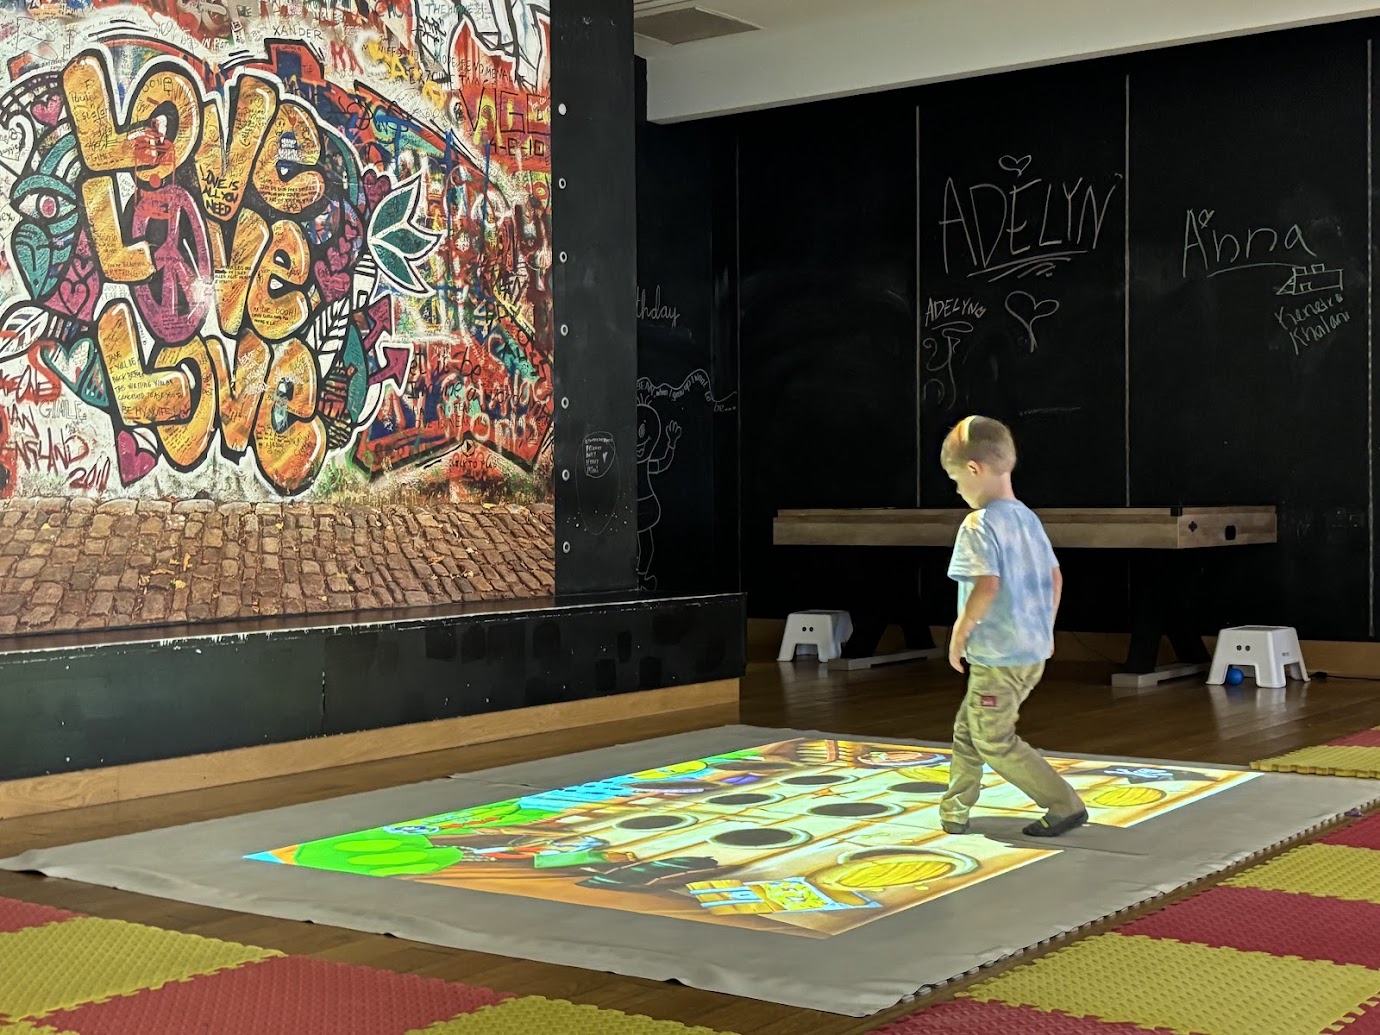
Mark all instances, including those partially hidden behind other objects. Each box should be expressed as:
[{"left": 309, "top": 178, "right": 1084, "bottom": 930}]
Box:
[
  {"left": 962, "top": 932, "right": 1380, "bottom": 1035},
  {"left": 410, "top": 996, "right": 741, "bottom": 1034},
  {"left": 1224, "top": 843, "right": 1380, "bottom": 904},
  {"left": 1252, "top": 745, "right": 1380, "bottom": 776},
  {"left": 0, "top": 915, "right": 279, "bottom": 1020}
]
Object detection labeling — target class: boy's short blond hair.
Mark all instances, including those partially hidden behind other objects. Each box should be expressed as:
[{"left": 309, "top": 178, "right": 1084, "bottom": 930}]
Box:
[{"left": 941, "top": 415, "right": 1016, "bottom": 473}]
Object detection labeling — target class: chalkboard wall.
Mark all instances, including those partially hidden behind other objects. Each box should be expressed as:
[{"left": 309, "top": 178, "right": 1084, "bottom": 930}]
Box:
[
  {"left": 637, "top": 21, "right": 1380, "bottom": 641},
  {"left": 634, "top": 63, "right": 740, "bottom": 596}
]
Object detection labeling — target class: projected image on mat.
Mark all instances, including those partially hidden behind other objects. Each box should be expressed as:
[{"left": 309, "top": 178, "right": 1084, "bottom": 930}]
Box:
[{"left": 248, "top": 739, "right": 1258, "bottom": 937}]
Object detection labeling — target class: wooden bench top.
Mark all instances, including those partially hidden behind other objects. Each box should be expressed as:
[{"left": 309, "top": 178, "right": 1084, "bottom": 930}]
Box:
[{"left": 772, "top": 507, "right": 1277, "bottom": 550}]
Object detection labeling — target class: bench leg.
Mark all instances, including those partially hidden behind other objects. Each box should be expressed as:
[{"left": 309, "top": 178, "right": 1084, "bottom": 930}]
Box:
[{"left": 1115, "top": 553, "right": 1211, "bottom": 687}]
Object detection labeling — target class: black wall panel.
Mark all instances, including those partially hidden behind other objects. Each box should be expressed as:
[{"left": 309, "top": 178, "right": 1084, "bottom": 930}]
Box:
[
  {"left": 735, "top": 95, "right": 920, "bottom": 621},
  {"left": 0, "top": 593, "right": 745, "bottom": 782},
  {"left": 667, "top": 19, "right": 1380, "bottom": 641},
  {"left": 634, "top": 73, "right": 740, "bottom": 596},
  {"left": 551, "top": 0, "right": 639, "bottom": 594},
  {"left": 1129, "top": 32, "right": 1371, "bottom": 640}
]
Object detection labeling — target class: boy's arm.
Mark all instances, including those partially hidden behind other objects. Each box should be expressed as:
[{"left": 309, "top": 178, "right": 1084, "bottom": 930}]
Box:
[
  {"left": 949, "top": 574, "right": 999, "bottom": 670},
  {"left": 1048, "top": 565, "right": 1063, "bottom": 659}
]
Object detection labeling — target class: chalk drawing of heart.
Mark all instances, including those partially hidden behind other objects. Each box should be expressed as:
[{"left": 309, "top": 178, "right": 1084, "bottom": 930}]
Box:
[
  {"left": 999, "top": 154, "right": 1033, "bottom": 178},
  {"left": 1197, "top": 209, "right": 1215, "bottom": 227},
  {"left": 1005, "top": 291, "right": 1060, "bottom": 353}
]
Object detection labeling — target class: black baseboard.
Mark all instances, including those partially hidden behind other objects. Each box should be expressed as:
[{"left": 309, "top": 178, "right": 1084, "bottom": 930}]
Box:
[{"left": 0, "top": 592, "right": 745, "bottom": 782}]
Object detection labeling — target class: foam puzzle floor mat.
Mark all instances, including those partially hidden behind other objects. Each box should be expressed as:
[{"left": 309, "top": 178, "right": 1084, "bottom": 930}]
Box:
[
  {"left": 875, "top": 810, "right": 1380, "bottom": 1035},
  {"left": 0, "top": 896, "right": 739, "bottom": 1035},
  {"left": 4, "top": 725, "right": 1378, "bottom": 1016},
  {"left": 9, "top": 813, "right": 1380, "bottom": 1035},
  {"left": 1253, "top": 725, "right": 1380, "bottom": 777}
]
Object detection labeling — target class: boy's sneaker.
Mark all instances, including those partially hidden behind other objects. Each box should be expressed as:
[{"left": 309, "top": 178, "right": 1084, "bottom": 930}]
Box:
[
  {"left": 941, "top": 820, "right": 969, "bottom": 835},
  {"left": 1023, "top": 809, "right": 1088, "bottom": 837}
]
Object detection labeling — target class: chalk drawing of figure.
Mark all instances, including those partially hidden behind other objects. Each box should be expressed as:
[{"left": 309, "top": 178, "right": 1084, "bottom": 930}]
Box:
[{"left": 636, "top": 403, "right": 679, "bottom": 590}]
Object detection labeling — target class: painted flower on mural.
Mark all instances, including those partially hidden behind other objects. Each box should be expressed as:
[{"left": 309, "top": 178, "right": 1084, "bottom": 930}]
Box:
[{"left": 369, "top": 176, "right": 443, "bottom": 296}]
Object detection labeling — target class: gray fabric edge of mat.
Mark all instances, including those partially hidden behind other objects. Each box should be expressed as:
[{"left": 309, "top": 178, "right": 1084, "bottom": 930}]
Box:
[{"left": 2, "top": 724, "right": 1377, "bottom": 1017}]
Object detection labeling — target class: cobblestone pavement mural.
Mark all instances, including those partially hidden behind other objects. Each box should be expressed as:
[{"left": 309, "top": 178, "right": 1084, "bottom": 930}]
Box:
[{"left": 0, "top": 497, "right": 554, "bottom": 635}]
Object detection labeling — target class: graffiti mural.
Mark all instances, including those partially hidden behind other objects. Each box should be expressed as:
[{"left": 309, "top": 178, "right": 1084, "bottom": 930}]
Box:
[{"left": 0, "top": 0, "right": 553, "bottom": 504}]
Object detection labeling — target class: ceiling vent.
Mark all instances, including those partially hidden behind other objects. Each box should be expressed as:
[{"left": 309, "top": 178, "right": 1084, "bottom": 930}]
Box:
[{"left": 633, "top": 6, "right": 759, "bottom": 45}]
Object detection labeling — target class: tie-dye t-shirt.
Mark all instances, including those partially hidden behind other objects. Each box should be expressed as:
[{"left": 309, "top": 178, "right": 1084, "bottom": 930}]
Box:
[{"left": 948, "top": 499, "right": 1059, "bottom": 666}]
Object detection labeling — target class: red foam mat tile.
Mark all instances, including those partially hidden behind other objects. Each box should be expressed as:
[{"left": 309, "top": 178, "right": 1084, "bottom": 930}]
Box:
[
  {"left": 0, "top": 897, "right": 82, "bottom": 933},
  {"left": 1321, "top": 812, "right": 1380, "bottom": 850},
  {"left": 1330, "top": 996, "right": 1380, "bottom": 1034},
  {"left": 1118, "top": 885, "right": 1380, "bottom": 968},
  {"left": 1329, "top": 730, "right": 1380, "bottom": 749},
  {"left": 39, "top": 953, "right": 510, "bottom": 1035},
  {"left": 870, "top": 1000, "right": 1179, "bottom": 1034}
]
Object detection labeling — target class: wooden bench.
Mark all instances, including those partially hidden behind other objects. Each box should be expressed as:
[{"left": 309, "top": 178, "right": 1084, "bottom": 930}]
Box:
[{"left": 772, "top": 507, "right": 1278, "bottom": 686}]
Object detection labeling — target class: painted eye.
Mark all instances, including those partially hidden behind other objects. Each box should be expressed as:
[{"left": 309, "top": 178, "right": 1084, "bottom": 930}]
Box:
[
  {"left": 16, "top": 190, "right": 72, "bottom": 221},
  {"left": 13, "top": 175, "right": 77, "bottom": 225}
]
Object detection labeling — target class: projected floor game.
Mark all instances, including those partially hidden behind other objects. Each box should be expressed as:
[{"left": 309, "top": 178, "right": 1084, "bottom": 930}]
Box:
[{"left": 248, "top": 739, "right": 1258, "bottom": 937}]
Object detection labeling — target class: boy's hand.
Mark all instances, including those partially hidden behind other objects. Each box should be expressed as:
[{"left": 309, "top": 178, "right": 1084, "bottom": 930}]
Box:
[{"left": 948, "top": 636, "right": 966, "bottom": 673}]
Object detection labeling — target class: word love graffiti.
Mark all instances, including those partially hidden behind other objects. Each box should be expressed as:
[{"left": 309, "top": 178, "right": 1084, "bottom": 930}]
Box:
[{"left": 0, "top": 44, "right": 441, "bottom": 495}]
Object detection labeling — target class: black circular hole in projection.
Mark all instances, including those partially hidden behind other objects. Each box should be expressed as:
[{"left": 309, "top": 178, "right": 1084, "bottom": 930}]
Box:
[
  {"left": 713, "top": 827, "right": 799, "bottom": 848},
  {"left": 617, "top": 815, "right": 687, "bottom": 831},
  {"left": 890, "top": 781, "right": 948, "bottom": 795},
  {"left": 810, "top": 802, "right": 894, "bottom": 818},
  {"left": 706, "top": 793, "right": 774, "bottom": 806}
]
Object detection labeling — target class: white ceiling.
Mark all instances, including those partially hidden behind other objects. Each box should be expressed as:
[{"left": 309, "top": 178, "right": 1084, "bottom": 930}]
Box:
[
  {"left": 632, "top": 0, "right": 917, "bottom": 53},
  {"left": 637, "top": 0, "right": 1380, "bottom": 123}
]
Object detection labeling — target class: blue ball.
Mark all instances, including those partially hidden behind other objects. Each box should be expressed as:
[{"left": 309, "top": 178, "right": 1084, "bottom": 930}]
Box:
[{"left": 1225, "top": 666, "right": 1245, "bottom": 686}]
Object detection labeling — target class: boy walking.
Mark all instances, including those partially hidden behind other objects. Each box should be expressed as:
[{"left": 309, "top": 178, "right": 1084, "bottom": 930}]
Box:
[{"left": 937, "top": 416, "right": 1087, "bottom": 838}]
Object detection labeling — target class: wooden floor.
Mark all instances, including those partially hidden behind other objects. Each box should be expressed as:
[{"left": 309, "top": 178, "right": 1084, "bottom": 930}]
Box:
[{"left": 3, "top": 658, "right": 1380, "bottom": 1034}]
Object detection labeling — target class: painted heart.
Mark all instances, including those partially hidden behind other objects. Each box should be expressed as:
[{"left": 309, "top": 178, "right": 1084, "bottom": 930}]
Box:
[
  {"left": 1197, "top": 209, "right": 1214, "bottom": 226},
  {"left": 312, "top": 257, "right": 352, "bottom": 305},
  {"left": 32, "top": 94, "right": 62, "bottom": 127},
  {"left": 39, "top": 335, "right": 93, "bottom": 395},
  {"left": 53, "top": 266, "right": 97, "bottom": 321},
  {"left": 999, "top": 154, "right": 1033, "bottom": 177},
  {"left": 116, "top": 429, "right": 158, "bottom": 485},
  {"left": 77, "top": 360, "right": 109, "bottom": 409}
]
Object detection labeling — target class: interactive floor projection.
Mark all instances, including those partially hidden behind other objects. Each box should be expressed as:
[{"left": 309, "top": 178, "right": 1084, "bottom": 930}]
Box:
[{"left": 248, "top": 739, "right": 1258, "bottom": 937}]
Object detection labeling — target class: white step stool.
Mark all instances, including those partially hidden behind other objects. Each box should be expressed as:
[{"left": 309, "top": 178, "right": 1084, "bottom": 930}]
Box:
[
  {"left": 1208, "top": 625, "right": 1308, "bottom": 688},
  {"left": 778, "top": 610, "right": 853, "bottom": 663}
]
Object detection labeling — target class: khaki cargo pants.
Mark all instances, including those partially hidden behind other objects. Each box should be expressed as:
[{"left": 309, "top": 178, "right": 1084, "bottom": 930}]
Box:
[{"left": 939, "top": 662, "right": 1083, "bottom": 826}]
